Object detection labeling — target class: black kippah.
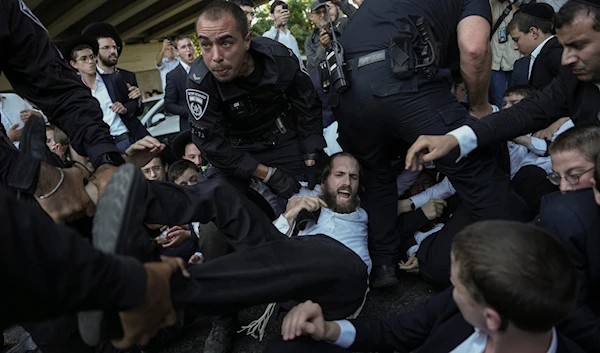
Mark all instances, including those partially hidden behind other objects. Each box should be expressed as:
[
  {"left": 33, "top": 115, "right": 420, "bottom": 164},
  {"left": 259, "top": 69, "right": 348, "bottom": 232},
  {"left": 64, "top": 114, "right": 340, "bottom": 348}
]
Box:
[
  {"left": 573, "top": 0, "right": 600, "bottom": 8},
  {"left": 519, "top": 3, "right": 555, "bottom": 20}
]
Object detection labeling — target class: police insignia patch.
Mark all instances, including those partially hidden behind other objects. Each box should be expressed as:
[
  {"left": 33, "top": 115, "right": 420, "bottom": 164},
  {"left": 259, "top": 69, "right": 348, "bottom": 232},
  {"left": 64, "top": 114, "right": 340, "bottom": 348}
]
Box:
[{"left": 186, "top": 89, "right": 209, "bottom": 120}]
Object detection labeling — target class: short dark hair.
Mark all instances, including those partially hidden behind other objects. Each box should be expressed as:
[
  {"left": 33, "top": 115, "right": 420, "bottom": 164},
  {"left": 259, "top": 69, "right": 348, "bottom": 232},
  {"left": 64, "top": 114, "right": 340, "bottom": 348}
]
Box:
[
  {"left": 70, "top": 44, "right": 93, "bottom": 61},
  {"left": 230, "top": 0, "right": 255, "bottom": 7},
  {"left": 173, "top": 35, "right": 191, "bottom": 48},
  {"left": 549, "top": 123, "right": 600, "bottom": 161},
  {"left": 270, "top": 0, "right": 287, "bottom": 13},
  {"left": 319, "top": 152, "right": 363, "bottom": 192},
  {"left": 452, "top": 220, "right": 577, "bottom": 332},
  {"left": 555, "top": 0, "right": 600, "bottom": 32},
  {"left": 503, "top": 84, "right": 536, "bottom": 98},
  {"left": 507, "top": 10, "right": 554, "bottom": 35},
  {"left": 196, "top": 0, "right": 249, "bottom": 38},
  {"left": 168, "top": 160, "right": 200, "bottom": 182}
]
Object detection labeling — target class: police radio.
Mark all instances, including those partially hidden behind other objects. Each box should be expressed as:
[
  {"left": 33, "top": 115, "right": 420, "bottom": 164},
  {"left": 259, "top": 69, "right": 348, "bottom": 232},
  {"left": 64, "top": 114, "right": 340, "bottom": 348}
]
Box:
[{"left": 318, "top": 2, "right": 349, "bottom": 93}]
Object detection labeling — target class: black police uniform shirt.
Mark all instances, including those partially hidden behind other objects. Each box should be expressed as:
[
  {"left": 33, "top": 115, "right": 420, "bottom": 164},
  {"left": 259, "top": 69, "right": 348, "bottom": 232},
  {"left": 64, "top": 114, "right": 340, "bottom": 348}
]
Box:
[
  {"left": 340, "top": 0, "right": 492, "bottom": 68},
  {"left": 185, "top": 37, "right": 325, "bottom": 179}
]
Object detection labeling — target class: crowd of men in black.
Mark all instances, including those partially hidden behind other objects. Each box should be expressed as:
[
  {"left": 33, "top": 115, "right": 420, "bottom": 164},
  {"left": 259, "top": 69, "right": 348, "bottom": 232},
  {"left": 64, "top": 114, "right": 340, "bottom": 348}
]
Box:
[{"left": 1, "top": 0, "right": 600, "bottom": 352}]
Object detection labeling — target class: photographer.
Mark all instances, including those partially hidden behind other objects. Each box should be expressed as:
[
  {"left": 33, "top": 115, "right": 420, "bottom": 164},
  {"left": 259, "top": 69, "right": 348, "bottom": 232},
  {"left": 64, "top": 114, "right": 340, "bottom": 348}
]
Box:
[
  {"left": 263, "top": 1, "right": 304, "bottom": 69},
  {"left": 304, "top": 0, "right": 356, "bottom": 74}
]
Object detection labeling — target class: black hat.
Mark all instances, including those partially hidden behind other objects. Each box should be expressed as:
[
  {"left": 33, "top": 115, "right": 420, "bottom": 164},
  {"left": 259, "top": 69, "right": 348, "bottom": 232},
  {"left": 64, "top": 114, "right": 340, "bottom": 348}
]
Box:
[
  {"left": 59, "top": 34, "right": 99, "bottom": 62},
  {"left": 171, "top": 130, "right": 193, "bottom": 160},
  {"left": 519, "top": 3, "right": 555, "bottom": 20},
  {"left": 573, "top": 0, "right": 600, "bottom": 8},
  {"left": 82, "top": 22, "right": 123, "bottom": 56},
  {"left": 310, "top": 1, "right": 327, "bottom": 12}
]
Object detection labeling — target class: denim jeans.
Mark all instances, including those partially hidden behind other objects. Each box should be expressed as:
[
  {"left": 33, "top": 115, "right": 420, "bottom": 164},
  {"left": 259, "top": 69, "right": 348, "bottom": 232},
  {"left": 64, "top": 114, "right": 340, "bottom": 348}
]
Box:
[{"left": 489, "top": 70, "right": 513, "bottom": 108}]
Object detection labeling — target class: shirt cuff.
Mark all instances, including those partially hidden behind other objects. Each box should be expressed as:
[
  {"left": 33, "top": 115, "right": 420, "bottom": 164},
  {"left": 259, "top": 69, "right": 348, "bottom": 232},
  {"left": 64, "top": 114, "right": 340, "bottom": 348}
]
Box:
[
  {"left": 410, "top": 194, "right": 427, "bottom": 210},
  {"left": 527, "top": 136, "right": 547, "bottom": 156},
  {"left": 447, "top": 126, "right": 478, "bottom": 162},
  {"left": 331, "top": 320, "right": 356, "bottom": 348},
  {"left": 273, "top": 214, "right": 291, "bottom": 235}
]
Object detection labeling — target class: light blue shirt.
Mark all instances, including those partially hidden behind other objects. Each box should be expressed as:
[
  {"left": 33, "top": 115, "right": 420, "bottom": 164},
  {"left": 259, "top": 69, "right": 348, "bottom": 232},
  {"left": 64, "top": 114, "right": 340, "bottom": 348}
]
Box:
[
  {"left": 263, "top": 26, "right": 305, "bottom": 70},
  {"left": 273, "top": 185, "right": 371, "bottom": 273},
  {"left": 333, "top": 323, "right": 558, "bottom": 352}
]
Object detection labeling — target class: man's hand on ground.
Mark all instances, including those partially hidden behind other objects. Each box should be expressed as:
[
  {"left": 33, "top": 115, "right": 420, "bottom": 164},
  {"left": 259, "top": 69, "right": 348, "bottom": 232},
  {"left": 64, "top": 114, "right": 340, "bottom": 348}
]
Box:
[
  {"left": 405, "top": 135, "right": 459, "bottom": 171},
  {"left": 125, "top": 136, "right": 166, "bottom": 168},
  {"left": 281, "top": 300, "right": 335, "bottom": 342},
  {"left": 36, "top": 163, "right": 95, "bottom": 223},
  {"left": 399, "top": 254, "right": 419, "bottom": 274},
  {"left": 112, "top": 256, "right": 189, "bottom": 349}
]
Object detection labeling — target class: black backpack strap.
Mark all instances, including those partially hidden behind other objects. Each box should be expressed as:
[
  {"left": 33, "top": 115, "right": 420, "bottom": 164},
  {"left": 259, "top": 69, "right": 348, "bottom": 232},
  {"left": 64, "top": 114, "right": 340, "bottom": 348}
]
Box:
[{"left": 490, "top": 4, "right": 513, "bottom": 40}]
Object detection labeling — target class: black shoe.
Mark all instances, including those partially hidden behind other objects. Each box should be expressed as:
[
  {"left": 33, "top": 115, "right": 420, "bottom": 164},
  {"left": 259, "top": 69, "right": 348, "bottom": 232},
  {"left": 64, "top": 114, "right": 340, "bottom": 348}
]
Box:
[
  {"left": 78, "top": 164, "right": 157, "bottom": 346},
  {"left": 371, "top": 264, "right": 399, "bottom": 288},
  {"left": 203, "top": 315, "right": 238, "bottom": 353},
  {"left": 19, "top": 116, "right": 64, "bottom": 168}
]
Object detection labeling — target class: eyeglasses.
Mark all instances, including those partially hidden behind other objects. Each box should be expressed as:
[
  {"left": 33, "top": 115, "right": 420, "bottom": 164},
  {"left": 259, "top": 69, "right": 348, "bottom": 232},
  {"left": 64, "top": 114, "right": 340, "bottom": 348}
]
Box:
[
  {"left": 313, "top": 8, "right": 328, "bottom": 16},
  {"left": 99, "top": 45, "right": 120, "bottom": 52},
  {"left": 76, "top": 54, "right": 96, "bottom": 63},
  {"left": 142, "top": 165, "right": 164, "bottom": 174},
  {"left": 546, "top": 166, "right": 594, "bottom": 186}
]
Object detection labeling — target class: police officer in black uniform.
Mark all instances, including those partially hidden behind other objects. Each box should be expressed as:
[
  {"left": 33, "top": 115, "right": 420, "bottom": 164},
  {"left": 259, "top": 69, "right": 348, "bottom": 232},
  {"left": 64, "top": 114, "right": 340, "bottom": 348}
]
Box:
[
  {"left": 330, "top": 0, "right": 529, "bottom": 287},
  {"left": 186, "top": 0, "right": 325, "bottom": 202}
]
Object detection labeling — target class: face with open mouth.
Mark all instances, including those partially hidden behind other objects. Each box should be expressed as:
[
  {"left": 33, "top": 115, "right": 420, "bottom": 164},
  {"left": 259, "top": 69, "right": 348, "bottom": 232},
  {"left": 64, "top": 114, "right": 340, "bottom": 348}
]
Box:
[
  {"left": 176, "top": 37, "right": 196, "bottom": 66},
  {"left": 321, "top": 154, "right": 360, "bottom": 214}
]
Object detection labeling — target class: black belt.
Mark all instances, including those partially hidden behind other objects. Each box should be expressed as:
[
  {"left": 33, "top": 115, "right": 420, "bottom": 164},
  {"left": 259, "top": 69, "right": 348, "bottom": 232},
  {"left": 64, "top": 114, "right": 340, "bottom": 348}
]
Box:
[
  {"left": 113, "top": 132, "right": 132, "bottom": 143},
  {"left": 344, "top": 50, "right": 386, "bottom": 71}
]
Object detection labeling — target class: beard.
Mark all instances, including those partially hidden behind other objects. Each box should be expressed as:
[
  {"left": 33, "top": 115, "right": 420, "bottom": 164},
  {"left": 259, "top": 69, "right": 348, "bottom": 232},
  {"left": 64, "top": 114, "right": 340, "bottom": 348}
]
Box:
[
  {"left": 98, "top": 53, "right": 118, "bottom": 67},
  {"left": 321, "top": 183, "right": 359, "bottom": 214}
]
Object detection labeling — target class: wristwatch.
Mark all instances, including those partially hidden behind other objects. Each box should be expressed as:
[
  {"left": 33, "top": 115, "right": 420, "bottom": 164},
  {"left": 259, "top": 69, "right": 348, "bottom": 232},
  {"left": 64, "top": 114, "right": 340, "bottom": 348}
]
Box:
[
  {"left": 410, "top": 200, "right": 416, "bottom": 211},
  {"left": 97, "top": 152, "right": 126, "bottom": 167}
]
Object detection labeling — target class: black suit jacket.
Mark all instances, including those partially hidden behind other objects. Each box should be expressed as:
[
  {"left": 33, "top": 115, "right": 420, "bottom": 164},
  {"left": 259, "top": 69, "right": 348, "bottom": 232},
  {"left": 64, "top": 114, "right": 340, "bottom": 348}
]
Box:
[
  {"left": 469, "top": 65, "right": 600, "bottom": 147},
  {"left": 535, "top": 189, "right": 600, "bottom": 352},
  {"left": 165, "top": 63, "right": 190, "bottom": 132},
  {"left": 348, "top": 288, "right": 586, "bottom": 353},
  {"left": 530, "top": 36, "right": 563, "bottom": 89},
  {"left": 100, "top": 73, "right": 149, "bottom": 140},
  {"left": 511, "top": 56, "right": 530, "bottom": 86}
]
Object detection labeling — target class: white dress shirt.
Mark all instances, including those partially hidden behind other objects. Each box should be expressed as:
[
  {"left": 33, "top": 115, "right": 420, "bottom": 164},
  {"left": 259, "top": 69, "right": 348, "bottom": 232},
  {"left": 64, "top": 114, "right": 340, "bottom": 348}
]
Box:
[
  {"left": 409, "top": 176, "right": 456, "bottom": 209},
  {"left": 180, "top": 61, "right": 191, "bottom": 74},
  {"left": 263, "top": 26, "right": 305, "bottom": 69},
  {"left": 84, "top": 74, "right": 129, "bottom": 137},
  {"left": 273, "top": 185, "right": 372, "bottom": 273},
  {"left": 0, "top": 93, "right": 47, "bottom": 148},
  {"left": 333, "top": 322, "right": 558, "bottom": 353},
  {"left": 157, "top": 57, "right": 181, "bottom": 91},
  {"left": 528, "top": 35, "right": 556, "bottom": 80},
  {"left": 450, "top": 328, "right": 558, "bottom": 353}
]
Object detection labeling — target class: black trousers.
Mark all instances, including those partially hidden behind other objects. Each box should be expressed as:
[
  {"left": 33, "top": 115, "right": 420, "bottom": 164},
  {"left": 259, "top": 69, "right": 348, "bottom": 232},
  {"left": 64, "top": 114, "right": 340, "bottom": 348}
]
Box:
[
  {"left": 332, "top": 62, "right": 529, "bottom": 266},
  {"left": 142, "top": 179, "right": 368, "bottom": 319}
]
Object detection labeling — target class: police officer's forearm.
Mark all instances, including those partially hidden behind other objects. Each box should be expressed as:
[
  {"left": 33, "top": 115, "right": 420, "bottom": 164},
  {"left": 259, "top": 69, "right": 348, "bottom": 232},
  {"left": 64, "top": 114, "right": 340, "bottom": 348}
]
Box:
[
  {"left": 252, "top": 163, "right": 271, "bottom": 180},
  {"left": 460, "top": 44, "right": 491, "bottom": 110}
]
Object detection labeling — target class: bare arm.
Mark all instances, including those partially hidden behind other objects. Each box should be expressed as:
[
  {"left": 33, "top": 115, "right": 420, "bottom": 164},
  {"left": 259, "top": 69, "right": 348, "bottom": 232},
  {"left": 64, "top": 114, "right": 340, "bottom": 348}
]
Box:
[
  {"left": 156, "top": 39, "right": 171, "bottom": 67},
  {"left": 457, "top": 15, "right": 492, "bottom": 118}
]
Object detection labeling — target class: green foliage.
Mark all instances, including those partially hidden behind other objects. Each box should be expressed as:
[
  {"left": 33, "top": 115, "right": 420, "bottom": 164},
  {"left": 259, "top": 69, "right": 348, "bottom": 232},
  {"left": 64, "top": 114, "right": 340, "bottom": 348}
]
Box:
[{"left": 250, "top": 0, "right": 315, "bottom": 54}]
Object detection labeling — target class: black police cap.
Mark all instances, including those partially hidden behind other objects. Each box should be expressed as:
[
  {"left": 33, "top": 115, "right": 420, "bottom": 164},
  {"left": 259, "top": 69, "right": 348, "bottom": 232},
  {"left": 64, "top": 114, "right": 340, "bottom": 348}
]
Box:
[
  {"left": 59, "top": 34, "right": 99, "bottom": 62},
  {"left": 81, "top": 22, "right": 123, "bottom": 56},
  {"left": 171, "top": 130, "right": 193, "bottom": 160},
  {"left": 519, "top": 3, "right": 555, "bottom": 20},
  {"left": 573, "top": 0, "right": 600, "bottom": 8}
]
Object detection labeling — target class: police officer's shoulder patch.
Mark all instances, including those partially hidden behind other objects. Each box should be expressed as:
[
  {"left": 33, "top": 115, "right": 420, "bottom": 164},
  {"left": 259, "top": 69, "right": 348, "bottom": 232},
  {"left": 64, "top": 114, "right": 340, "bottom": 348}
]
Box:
[{"left": 186, "top": 89, "right": 210, "bottom": 120}]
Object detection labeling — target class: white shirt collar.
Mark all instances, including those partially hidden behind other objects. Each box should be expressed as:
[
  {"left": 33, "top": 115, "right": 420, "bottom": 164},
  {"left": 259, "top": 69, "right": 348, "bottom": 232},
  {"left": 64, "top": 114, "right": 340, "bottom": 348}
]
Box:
[
  {"left": 450, "top": 327, "right": 558, "bottom": 353},
  {"left": 531, "top": 35, "right": 555, "bottom": 60},
  {"left": 180, "top": 61, "right": 191, "bottom": 74}
]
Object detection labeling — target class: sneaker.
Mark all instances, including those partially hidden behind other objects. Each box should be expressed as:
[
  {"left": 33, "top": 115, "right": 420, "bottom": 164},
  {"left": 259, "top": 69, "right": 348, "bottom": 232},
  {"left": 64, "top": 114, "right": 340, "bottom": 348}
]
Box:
[
  {"left": 203, "top": 315, "right": 238, "bottom": 353},
  {"left": 78, "top": 164, "right": 157, "bottom": 346},
  {"left": 6, "top": 332, "right": 39, "bottom": 353}
]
